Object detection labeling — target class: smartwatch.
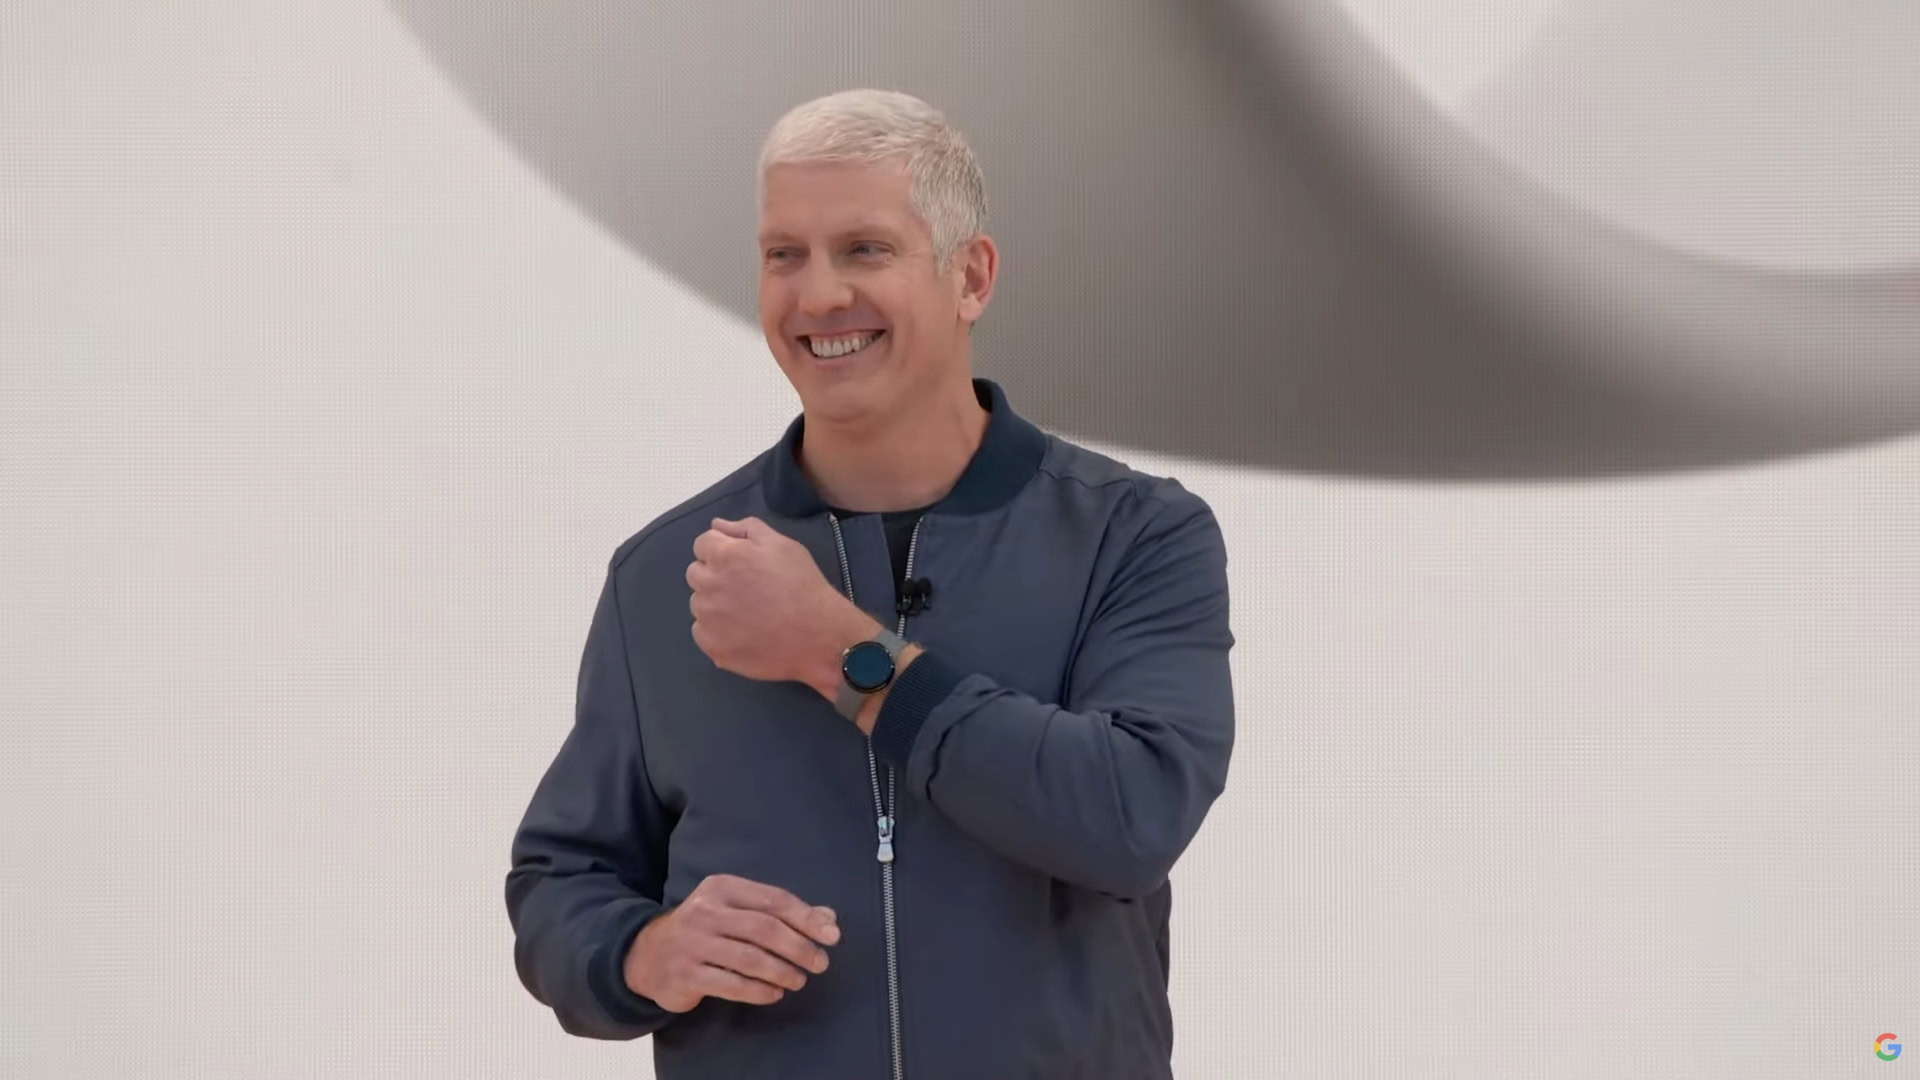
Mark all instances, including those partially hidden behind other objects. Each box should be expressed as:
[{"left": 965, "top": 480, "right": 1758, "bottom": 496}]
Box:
[{"left": 835, "top": 628, "right": 909, "bottom": 721}]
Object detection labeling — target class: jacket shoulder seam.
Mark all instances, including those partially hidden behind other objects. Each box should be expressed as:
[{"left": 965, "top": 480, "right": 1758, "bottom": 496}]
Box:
[
  {"left": 1035, "top": 454, "right": 1185, "bottom": 515},
  {"left": 610, "top": 469, "right": 765, "bottom": 574}
]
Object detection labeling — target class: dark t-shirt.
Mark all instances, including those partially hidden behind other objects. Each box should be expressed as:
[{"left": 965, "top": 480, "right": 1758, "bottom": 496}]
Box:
[{"left": 828, "top": 506, "right": 927, "bottom": 601}]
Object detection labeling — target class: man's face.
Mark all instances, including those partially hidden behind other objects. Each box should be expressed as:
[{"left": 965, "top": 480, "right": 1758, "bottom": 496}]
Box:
[{"left": 757, "top": 159, "right": 985, "bottom": 422}]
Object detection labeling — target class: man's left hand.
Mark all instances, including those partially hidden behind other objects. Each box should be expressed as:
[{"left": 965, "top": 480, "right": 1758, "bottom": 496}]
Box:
[{"left": 688, "top": 516, "right": 874, "bottom": 691}]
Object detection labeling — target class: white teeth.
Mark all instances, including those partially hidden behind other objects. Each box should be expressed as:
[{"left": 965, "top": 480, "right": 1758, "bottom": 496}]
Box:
[{"left": 807, "top": 331, "right": 883, "bottom": 358}]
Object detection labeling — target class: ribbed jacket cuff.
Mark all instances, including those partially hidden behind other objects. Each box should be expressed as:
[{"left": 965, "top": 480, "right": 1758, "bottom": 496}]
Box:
[
  {"left": 870, "top": 650, "right": 965, "bottom": 769},
  {"left": 589, "top": 900, "right": 673, "bottom": 1028}
]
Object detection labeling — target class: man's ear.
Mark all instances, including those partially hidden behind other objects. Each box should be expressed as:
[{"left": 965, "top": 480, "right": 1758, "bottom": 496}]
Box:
[{"left": 955, "top": 234, "right": 998, "bottom": 325}]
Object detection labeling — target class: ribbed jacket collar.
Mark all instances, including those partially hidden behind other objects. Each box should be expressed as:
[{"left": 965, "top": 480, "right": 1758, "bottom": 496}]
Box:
[{"left": 761, "top": 378, "right": 1048, "bottom": 518}]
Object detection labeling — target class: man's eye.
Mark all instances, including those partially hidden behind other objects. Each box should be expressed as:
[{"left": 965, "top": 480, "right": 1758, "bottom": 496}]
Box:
[{"left": 851, "top": 243, "right": 882, "bottom": 256}]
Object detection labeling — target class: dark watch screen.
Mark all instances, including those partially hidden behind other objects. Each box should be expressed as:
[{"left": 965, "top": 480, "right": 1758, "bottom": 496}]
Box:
[{"left": 842, "top": 640, "right": 895, "bottom": 693}]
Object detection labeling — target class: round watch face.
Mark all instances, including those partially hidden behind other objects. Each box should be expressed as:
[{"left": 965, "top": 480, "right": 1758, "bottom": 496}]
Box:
[{"left": 842, "top": 641, "right": 895, "bottom": 694}]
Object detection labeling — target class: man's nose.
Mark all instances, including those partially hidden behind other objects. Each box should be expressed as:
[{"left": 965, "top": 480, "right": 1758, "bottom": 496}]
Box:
[{"left": 796, "top": 260, "right": 854, "bottom": 316}]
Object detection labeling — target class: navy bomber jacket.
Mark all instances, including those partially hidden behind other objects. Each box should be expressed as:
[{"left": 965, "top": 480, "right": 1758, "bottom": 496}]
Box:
[{"left": 506, "top": 378, "right": 1236, "bottom": 1079}]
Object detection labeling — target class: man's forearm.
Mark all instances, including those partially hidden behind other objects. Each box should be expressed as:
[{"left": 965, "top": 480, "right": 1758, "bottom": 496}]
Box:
[
  {"left": 791, "top": 499, "right": 1235, "bottom": 897},
  {"left": 800, "top": 609, "right": 1229, "bottom": 896}
]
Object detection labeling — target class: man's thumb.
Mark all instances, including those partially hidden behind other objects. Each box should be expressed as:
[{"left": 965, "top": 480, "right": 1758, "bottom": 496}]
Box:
[{"left": 710, "top": 517, "right": 753, "bottom": 539}]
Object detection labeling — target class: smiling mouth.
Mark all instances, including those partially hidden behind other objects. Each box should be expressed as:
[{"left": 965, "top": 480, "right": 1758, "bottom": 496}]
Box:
[{"left": 803, "top": 329, "right": 886, "bottom": 359}]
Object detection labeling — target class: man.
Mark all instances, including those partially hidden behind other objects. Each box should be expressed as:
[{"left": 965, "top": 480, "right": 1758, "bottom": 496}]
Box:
[{"left": 505, "top": 88, "right": 1236, "bottom": 1079}]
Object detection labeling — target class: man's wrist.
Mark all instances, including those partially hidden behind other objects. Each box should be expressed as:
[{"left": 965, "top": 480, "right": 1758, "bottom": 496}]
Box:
[
  {"left": 806, "top": 597, "right": 924, "bottom": 733},
  {"left": 622, "top": 910, "right": 665, "bottom": 999},
  {"left": 808, "top": 599, "right": 884, "bottom": 702}
]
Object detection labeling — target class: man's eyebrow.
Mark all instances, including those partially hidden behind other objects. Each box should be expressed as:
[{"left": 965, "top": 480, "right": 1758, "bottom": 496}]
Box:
[
  {"left": 757, "top": 223, "right": 906, "bottom": 246},
  {"left": 843, "top": 222, "right": 903, "bottom": 240}
]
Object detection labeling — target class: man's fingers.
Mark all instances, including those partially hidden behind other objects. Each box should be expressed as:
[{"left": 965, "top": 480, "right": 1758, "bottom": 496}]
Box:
[
  {"left": 721, "top": 878, "right": 841, "bottom": 946},
  {"left": 718, "top": 908, "right": 832, "bottom": 976},
  {"left": 665, "top": 875, "right": 838, "bottom": 1010},
  {"left": 689, "top": 963, "right": 788, "bottom": 1007},
  {"left": 710, "top": 516, "right": 779, "bottom": 541},
  {"left": 706, "top": 935, "right": 812, "bottom": 991},
  {"left": 691, "top": 529, "right": 728, "bottom": 565}
]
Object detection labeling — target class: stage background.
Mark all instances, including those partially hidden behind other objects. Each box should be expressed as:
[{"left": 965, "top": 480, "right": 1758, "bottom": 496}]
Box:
[{"left": 3, "top": 1, "right": 1916, "bottom": 1077}]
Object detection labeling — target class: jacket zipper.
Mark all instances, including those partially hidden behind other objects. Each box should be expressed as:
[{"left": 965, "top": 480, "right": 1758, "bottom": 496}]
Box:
[{"left": 827, "top": 512, "right": 921, "bottom": 1080}]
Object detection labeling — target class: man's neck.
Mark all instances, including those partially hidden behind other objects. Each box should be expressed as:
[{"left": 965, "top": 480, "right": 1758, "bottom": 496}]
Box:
[{"left": 799, "top": 378, "right": 990, "bottom": 513}]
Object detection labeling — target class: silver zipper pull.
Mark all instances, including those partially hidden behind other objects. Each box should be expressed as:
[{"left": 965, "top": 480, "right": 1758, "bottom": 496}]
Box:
[{"left": 875, "top": 815, "right": 895, "bottom": 864}]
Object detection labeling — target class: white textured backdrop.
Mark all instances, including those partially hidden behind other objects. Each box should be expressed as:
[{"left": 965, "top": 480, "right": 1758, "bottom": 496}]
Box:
[{"left": 2, "top": 1, "right": 1915, "bottom": 1077}]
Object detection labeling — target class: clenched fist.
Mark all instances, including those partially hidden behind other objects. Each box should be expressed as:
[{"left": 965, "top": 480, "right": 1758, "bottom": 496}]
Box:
[
  {"left": 687, "top": 516, "right": 875, "bottom": 691},
  {"left": 624, "top": 874, "right": 842, "bottom": 1013}
]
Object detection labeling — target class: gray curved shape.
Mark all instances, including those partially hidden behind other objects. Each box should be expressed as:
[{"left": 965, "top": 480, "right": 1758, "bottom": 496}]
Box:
[
  {"left": 385, "top": 0, "right": 1920, "bottom": 480},
  {"left": 1452, "top": 0, "right": 1920, "bottom": 275},
  {"left": 1326, "top": 0, "right": 1920, "bottom": 276}
]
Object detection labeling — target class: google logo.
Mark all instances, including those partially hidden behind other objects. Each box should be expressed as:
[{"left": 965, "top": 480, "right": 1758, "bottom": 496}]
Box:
[{"left": 1879, "top": 1034, "right": 1903, "bottom": 1061}]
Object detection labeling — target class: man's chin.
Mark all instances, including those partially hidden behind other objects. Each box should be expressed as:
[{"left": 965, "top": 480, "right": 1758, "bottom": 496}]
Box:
[{"left": 793, "top": 370, "right": 898, "bottom": 424}]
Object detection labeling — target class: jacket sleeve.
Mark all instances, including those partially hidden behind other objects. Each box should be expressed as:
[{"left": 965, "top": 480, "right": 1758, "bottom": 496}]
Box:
[
  {"left": 869, "top": 488, "right": 1235, "bottom": 899},
  {"left": 505, "top": 560, "right": 680, "bottom": 1040}
]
